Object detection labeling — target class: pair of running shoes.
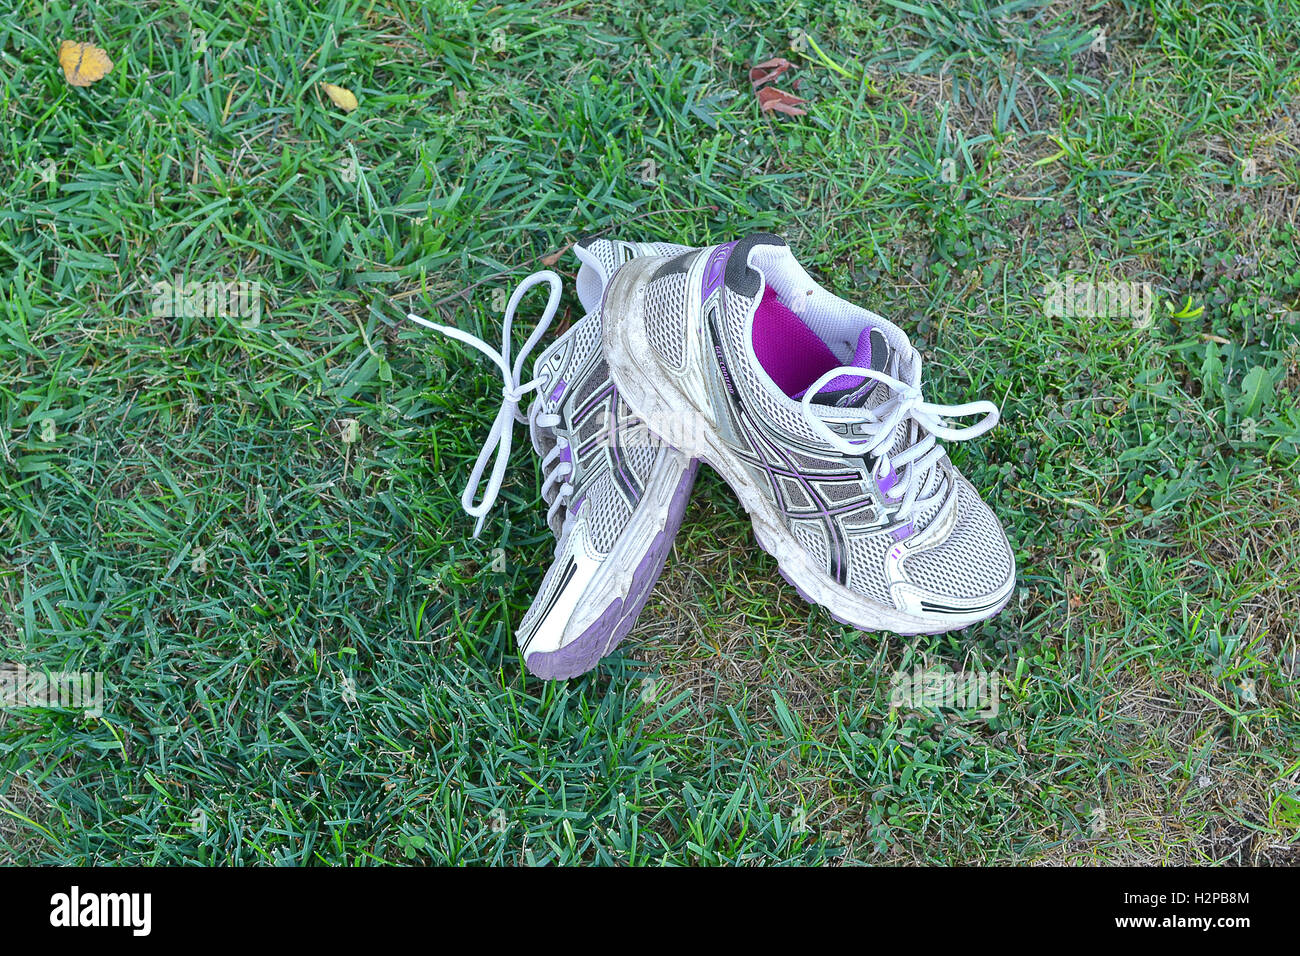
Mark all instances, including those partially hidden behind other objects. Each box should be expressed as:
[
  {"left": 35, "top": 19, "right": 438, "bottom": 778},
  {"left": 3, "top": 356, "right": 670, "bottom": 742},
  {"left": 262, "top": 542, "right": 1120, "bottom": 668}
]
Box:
[{"left": 409, "top": 233, "right": 1015, "bottom": 679}]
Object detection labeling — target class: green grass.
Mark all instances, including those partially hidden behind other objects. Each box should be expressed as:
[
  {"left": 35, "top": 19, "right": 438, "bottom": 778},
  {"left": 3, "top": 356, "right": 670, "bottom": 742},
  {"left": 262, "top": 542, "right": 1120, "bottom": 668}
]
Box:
[{"left": 1, "top": 0, "right": 1299, "bottom": 864}]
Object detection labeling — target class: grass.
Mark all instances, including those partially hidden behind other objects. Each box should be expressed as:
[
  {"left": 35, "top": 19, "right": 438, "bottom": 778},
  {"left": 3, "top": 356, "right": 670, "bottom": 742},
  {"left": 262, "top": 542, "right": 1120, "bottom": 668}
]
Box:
[{"left": 1, "top": 0, "right": 1298, "bottom": 865}]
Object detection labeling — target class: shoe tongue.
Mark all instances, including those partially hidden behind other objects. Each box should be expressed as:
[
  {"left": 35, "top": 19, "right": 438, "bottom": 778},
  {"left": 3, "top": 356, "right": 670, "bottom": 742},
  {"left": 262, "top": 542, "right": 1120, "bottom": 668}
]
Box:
[{"left": 808, "top": 327, "right": 891, "bottom": 407}]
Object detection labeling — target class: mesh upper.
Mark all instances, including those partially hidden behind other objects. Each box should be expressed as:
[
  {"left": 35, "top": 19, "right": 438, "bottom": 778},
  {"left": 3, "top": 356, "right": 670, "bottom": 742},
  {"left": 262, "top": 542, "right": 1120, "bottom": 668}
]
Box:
[
  {"left": 901, "top": 479, "right": 1013, "bottom": 599},
  {"left": 645, "top": 271, "right": 689, "bottom": 369},
  {"left": 624, "top": 433, "right": 658, "bottom": 483},
  {"left": 846, "top": 532, "right": 896, "bottom": 607},
  {"left": 814, "top": 479, "right": 865, "bottom": 504},
  {"left": 777, "top": 475, "right": 811, "bottom": 511},
  {"left": 582, "top": 239, "right": 621, "bottom": 278},
  {"left": 582, "top": 472, "right": 633, "bottom": 554},
  {"left": 584, "top": 239, "right": 690, "bottom": 275},
  {"left": 790, "top": 519, "right": 830, "bottom": 573},
  {"left": 565, "top": 313, "right": 602, "bottom": 380},
  {"left": 576, "top": 239, "right": 694, "bottom": 313}
]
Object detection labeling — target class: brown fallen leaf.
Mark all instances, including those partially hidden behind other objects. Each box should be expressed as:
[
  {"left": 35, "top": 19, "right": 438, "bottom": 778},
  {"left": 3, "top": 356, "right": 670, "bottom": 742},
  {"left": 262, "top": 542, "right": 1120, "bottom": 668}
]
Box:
[
  {"left": 540, "top": 241, "right": 573, "bottom": 268},
  {"left": 756, "top": 86, "right": 808, "bottom": 117},
  {"left": 320, "top": 82, "right": 358, "bottom": 113},
  {"left": 749, "top": 57, "right": 793, "bottom": 89},
  {"left": 59, "top": 40, "right": 113, "bottom": 87}
]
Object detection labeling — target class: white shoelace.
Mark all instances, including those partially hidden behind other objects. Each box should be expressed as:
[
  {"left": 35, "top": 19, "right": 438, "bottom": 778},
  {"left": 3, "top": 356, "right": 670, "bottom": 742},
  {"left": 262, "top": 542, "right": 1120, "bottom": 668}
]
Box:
[
  {"left": 799, "top": 346, "right": 999, "bottom": 522},
  {"left": 405, "top": 270, "right": 566, "bottom": 538}
]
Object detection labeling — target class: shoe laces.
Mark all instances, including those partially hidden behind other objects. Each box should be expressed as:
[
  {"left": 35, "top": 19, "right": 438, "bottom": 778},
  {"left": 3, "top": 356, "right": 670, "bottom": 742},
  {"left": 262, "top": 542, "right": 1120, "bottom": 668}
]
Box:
[
  {"left": 406, "top": 271, "right": 571, "bottom": 538},
  {"left": 530, "top": 405, "right": 576, "bottom": 537},
  {"left": 798, "top": 345, "right": 999, "bottom": 522}
]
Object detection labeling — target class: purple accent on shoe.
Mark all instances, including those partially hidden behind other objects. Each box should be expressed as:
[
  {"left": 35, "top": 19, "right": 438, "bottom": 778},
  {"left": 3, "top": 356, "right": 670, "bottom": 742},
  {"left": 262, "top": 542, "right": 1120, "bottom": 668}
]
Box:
[
  {"left": 840, "top": 378, "right": 876, "bottom": 406},
  {"left": 788, "top": 325, "right": 882, "bottom": 403},
  {"left": 569, "top": 387, "right": 642, "bottom": 499},
  {"left": 559, "top": 444, "right": 572, "bottom": 464},
  {"left": 876, "top": 466, "right": 910, "bottom": 539},
  {"left": 595, "top": 403, "right": 640, "bottom": 490},
  {"left": 574, "top": 392, "right": 639, "bottom": 496},
  {"left": 821, "top": 327, "right": 875, "bottom": 394},
  {"left": 614, "top": 456, "right": 637, "bottom": 497},
  {"left": 524, "top": 460, "right": 700, "bottom": 680},
  {"left": 569, "top": 494, "right": 584, "bottom": 514},
  {"left": 877, "top": 463, "right": 899, "bottom": 497},
  {"left": 549, "top": 378, "right": 567, "bottom": 402},
  {"left": 701, "top": 241, "right": 737, "bottom": 302},
  {"left": 752, "top": 287, "right": 842, "bottom": 398}
]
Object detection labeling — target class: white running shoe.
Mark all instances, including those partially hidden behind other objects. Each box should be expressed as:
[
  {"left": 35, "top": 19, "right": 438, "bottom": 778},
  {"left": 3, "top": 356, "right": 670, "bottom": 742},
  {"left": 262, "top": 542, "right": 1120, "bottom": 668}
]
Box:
[
  {"left": 599, "top": 233, "right": 1015, "bottom": 634},
  {"left": 407, "top": 238, "right": 696, "bottom": 678}
]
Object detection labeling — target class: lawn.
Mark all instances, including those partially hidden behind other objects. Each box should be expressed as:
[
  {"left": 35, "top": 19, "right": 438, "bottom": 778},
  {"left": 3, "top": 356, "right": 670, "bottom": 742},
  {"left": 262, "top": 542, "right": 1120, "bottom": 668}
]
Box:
[{"left": 1, "top": 0, "right": 1298, "bottom": 865}]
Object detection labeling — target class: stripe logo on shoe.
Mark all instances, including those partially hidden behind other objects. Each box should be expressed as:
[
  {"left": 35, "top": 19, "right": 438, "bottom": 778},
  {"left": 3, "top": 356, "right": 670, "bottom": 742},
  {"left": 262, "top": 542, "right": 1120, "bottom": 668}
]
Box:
[
  {"left": 919, "top": 594, "right": 1007, "bottom": 615},
  {"left": 521, "top": 556, "right": 577, "bottom": 651}
]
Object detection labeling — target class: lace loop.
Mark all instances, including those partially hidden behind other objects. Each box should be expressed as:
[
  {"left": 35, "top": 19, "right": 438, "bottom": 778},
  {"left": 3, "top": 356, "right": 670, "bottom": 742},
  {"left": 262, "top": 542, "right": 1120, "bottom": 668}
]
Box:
[
  {"left": 406, "top": 270, "right": 563, "bottom": 537},
  {"left": 799, "top": 350, "right": 999, "bottom": 521}
]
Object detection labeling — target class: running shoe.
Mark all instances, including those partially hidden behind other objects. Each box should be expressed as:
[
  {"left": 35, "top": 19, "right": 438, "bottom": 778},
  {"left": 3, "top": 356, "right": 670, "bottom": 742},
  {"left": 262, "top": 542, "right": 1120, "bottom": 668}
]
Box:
[
  {"left": 599, "top": 233, "right": 1014, "bottom": 634},
  {"left": 406, "top": 238, "right": 696, "bottom": 679}
]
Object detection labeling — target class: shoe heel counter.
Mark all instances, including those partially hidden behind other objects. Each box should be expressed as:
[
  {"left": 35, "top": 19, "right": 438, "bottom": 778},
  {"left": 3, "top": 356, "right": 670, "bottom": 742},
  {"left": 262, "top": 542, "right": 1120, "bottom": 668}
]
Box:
[{"left": 723, "top": 232, "right": 787, "bottom": 297}]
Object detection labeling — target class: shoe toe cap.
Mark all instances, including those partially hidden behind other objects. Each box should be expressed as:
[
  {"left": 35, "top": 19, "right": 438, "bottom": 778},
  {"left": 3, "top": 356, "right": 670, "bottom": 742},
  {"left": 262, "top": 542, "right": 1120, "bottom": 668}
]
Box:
[{"left": 898, "top": 480, "right": 1015, "bottom": 612}]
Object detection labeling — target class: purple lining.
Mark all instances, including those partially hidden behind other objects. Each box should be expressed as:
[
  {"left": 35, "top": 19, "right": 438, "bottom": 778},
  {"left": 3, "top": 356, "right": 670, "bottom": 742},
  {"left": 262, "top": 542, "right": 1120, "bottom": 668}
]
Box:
[
  {"left": 751, "top": 294, "right": 877, "bottom": 402},
  {"left": 751, "top": 288, "right": 841, "bottom": 398},
  {"left": 548, "top": 379, "right": 567, "bottom": 402}
]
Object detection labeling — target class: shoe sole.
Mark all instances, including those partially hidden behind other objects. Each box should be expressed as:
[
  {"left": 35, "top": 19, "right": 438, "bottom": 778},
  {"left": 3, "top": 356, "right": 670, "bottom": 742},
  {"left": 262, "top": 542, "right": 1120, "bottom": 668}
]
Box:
[
  {"left": 601, "top": 257, "right": 1011, "bottom": 636},
  {"left": 524, "top": 455, "right": 698, "bottom": 679}
]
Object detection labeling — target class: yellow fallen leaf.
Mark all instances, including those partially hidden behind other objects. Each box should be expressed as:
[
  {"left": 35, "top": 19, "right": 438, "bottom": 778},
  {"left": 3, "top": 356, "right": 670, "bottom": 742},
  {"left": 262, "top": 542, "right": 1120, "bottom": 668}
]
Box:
[
  {"left": 59, "top": 40, "right": 113, "bottom": 87},
  {"left": 320, "top": 82, "right": 358, "bottom": 113}
]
